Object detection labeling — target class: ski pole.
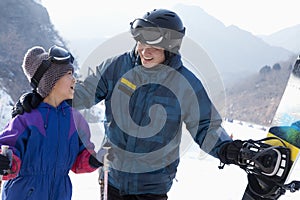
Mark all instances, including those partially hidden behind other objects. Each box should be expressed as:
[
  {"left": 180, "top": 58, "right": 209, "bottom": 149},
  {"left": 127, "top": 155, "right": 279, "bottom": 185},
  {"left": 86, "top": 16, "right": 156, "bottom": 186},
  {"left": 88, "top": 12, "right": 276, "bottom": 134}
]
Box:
[
  {"left": 0, "top": 145, "right": 9, "bottom": 192},
  {"left": 103, "top": 146, "right": 110, "bottom": 200},
  {"left": 99, "top": 167, "right": 103, "bottom": 200}
]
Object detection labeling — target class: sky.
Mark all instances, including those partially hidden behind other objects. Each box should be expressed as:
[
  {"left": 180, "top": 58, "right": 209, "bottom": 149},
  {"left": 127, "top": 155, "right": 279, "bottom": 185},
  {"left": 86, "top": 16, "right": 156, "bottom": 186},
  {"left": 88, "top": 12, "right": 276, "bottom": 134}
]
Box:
[{"left": 41, "top": 0, "right": 300, "bottom": 40}]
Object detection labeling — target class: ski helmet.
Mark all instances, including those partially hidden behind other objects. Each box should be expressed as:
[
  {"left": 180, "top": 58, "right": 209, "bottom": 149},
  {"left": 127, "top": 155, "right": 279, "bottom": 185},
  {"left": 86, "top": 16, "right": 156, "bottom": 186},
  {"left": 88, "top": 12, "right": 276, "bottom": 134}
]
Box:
[{"left": 130, "top": 9, "right": 186, "bottom": 53}]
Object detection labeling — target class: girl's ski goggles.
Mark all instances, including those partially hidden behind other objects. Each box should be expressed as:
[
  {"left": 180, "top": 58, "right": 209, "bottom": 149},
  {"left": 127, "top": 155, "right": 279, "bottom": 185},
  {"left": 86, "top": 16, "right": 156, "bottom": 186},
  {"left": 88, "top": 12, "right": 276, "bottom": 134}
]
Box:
[{"left": 48, "top": 45, "right": 74, "bottom": 64}]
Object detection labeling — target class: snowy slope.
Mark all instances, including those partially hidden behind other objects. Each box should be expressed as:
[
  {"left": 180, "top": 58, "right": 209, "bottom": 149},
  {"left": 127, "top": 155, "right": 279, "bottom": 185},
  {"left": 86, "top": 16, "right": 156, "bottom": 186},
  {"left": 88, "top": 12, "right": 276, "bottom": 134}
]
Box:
[
  {"left": 0, "top": 90, "right": 13, "bottom": 129},
  {"left": 0, "top": 92, "right": 299, "bottom": 199},
  {"left": 69, "top": 121, "right": 300, "bottom": 200}
]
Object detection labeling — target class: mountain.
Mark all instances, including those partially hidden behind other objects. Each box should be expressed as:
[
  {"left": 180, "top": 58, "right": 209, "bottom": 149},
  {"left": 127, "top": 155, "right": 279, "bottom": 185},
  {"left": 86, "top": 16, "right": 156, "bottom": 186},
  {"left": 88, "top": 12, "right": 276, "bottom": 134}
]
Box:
[
  {"left": 0, "top": 0, "right": 70, "bottom": 101},
  {"left": 67, "top": 4, "right": 295, "bottom": 86},
  {"left": 259, "top": 24, "right": 300, "bottom": 54},
  {"left": 173, "top": 4, "right": 294, "bottom": 84},
  {"left": 225, "top": 60, "right": 294, "bottom": 125}
]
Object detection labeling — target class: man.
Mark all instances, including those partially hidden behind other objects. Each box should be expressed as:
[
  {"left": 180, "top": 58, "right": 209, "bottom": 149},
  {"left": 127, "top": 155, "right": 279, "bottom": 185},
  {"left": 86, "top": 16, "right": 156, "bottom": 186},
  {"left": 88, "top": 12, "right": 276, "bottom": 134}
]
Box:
[{"left": 13, "top": 9, "right": 243, "bottom": 200}]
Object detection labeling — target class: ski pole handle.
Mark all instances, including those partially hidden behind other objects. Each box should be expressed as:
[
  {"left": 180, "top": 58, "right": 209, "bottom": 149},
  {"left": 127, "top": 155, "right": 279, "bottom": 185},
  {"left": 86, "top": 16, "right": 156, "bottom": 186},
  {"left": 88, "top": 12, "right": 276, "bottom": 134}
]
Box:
[
  {"left": 103, "top": 146, "right": 110, "bottom": 171},
  {"left": 1, "top": 145, "right": 9, "bottom": 156},
  {"left": 0, "top": 145, "right": 9, "bottom": 189},
  {"left": 103, "top": 146, "right": 110, "bottom": 200},
  {"left": 0, "top": 145, "right": 9, "bottom": 175}
]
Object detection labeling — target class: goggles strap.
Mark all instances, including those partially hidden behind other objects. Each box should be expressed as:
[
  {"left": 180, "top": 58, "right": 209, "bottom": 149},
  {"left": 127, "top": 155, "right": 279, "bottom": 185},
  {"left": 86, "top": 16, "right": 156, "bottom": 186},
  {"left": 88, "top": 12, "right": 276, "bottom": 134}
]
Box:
[{"left": 30, "top": 59, "right": 51, "bottom": 90}]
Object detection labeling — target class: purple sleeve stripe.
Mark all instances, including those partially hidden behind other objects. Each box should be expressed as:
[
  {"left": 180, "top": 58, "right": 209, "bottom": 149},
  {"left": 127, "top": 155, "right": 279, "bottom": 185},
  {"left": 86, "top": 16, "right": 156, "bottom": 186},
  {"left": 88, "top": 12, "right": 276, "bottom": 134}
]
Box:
[{"left": 0, "top": 110, "right": 46, "bottom": 146}]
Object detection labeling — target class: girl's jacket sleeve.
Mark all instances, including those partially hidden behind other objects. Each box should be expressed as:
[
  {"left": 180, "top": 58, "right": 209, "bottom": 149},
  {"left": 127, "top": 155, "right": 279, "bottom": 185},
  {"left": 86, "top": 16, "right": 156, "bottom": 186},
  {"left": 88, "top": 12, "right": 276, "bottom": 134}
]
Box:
[
  {"left": 0, "top": 117, "right": 23, "bottom": 180},
  {"left": 71, "top": 109, "right": 99, "bottom": 173}
]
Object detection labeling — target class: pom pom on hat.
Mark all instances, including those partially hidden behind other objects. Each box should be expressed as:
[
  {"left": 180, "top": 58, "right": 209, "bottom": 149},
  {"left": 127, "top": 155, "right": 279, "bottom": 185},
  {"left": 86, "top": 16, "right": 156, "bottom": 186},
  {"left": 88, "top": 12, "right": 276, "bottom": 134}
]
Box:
[{"left": 22, "top": 46, "right": 74, "bottom": 98}]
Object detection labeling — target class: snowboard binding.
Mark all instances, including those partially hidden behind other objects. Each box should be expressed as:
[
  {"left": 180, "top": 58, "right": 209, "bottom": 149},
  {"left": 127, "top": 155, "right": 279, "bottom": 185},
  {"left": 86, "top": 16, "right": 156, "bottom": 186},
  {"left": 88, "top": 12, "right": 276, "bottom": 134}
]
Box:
[
  {"left": 238, "top": 137, "right": 300, "bottom": 199},
  {"left": 238, "top": 137, "right": 291, "bottom": 181}
]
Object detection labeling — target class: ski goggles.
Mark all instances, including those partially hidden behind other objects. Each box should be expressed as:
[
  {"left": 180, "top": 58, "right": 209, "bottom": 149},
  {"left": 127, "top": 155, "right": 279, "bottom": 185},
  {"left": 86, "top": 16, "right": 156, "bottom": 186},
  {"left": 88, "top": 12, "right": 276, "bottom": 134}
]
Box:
[
  {"left": 30, "top": 45, "right": 74, "bottom": 89},
  {"left": 130, "top": 18, "right": 165, "bottom": 45},
  {"left": 48, "top": 45, "right": 74, "bottom": 64}
]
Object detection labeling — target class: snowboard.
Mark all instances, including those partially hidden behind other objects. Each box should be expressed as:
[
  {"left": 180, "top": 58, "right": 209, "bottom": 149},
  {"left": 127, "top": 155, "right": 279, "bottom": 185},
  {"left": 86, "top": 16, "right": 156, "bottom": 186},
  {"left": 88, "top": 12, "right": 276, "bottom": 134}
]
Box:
[{"left": 242, "top": 55, "right": 300, "bottom": 200}]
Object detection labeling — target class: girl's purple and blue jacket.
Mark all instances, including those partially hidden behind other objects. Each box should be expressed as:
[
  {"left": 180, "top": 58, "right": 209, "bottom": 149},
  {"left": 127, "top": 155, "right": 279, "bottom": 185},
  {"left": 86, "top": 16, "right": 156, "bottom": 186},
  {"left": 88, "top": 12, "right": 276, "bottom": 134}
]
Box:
[{"left": 0, "top": 101, "right": 97, "bottom": 199}]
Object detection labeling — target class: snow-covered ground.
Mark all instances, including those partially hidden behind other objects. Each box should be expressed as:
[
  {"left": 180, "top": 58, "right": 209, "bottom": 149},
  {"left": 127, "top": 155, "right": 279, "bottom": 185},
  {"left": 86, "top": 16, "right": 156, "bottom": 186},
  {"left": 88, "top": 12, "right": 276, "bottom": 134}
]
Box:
[
  {"left": 69, "top": 121, "right": 300, "bottom": 200},
  {"left": 0, "top": 90, "right": 13, "bottom": 128},
  {"left": 1, "top": 93, "right": 299, "bottom": 199}
]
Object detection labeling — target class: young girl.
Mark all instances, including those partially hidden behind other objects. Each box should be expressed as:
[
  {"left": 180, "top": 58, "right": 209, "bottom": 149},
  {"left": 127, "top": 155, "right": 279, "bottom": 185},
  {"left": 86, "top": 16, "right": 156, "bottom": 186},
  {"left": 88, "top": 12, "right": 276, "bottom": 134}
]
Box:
[{"left": 0, "top": 46, "right": 102, "bottom": 199}]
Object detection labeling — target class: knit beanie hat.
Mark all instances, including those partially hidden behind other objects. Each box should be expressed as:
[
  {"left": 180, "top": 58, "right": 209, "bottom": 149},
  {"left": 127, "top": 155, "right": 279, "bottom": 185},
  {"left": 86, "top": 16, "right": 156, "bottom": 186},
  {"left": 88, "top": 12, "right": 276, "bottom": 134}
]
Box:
[{"left": 22, "top": 46, "right": 74, "bottom": 98}]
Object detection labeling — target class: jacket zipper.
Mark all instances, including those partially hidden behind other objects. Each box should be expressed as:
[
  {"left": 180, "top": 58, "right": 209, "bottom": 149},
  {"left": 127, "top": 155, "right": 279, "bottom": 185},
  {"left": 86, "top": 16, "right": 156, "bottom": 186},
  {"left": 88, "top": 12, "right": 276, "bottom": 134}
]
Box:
[{"left": 50, "top": 108, "right": 61, "bottom": 199}]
